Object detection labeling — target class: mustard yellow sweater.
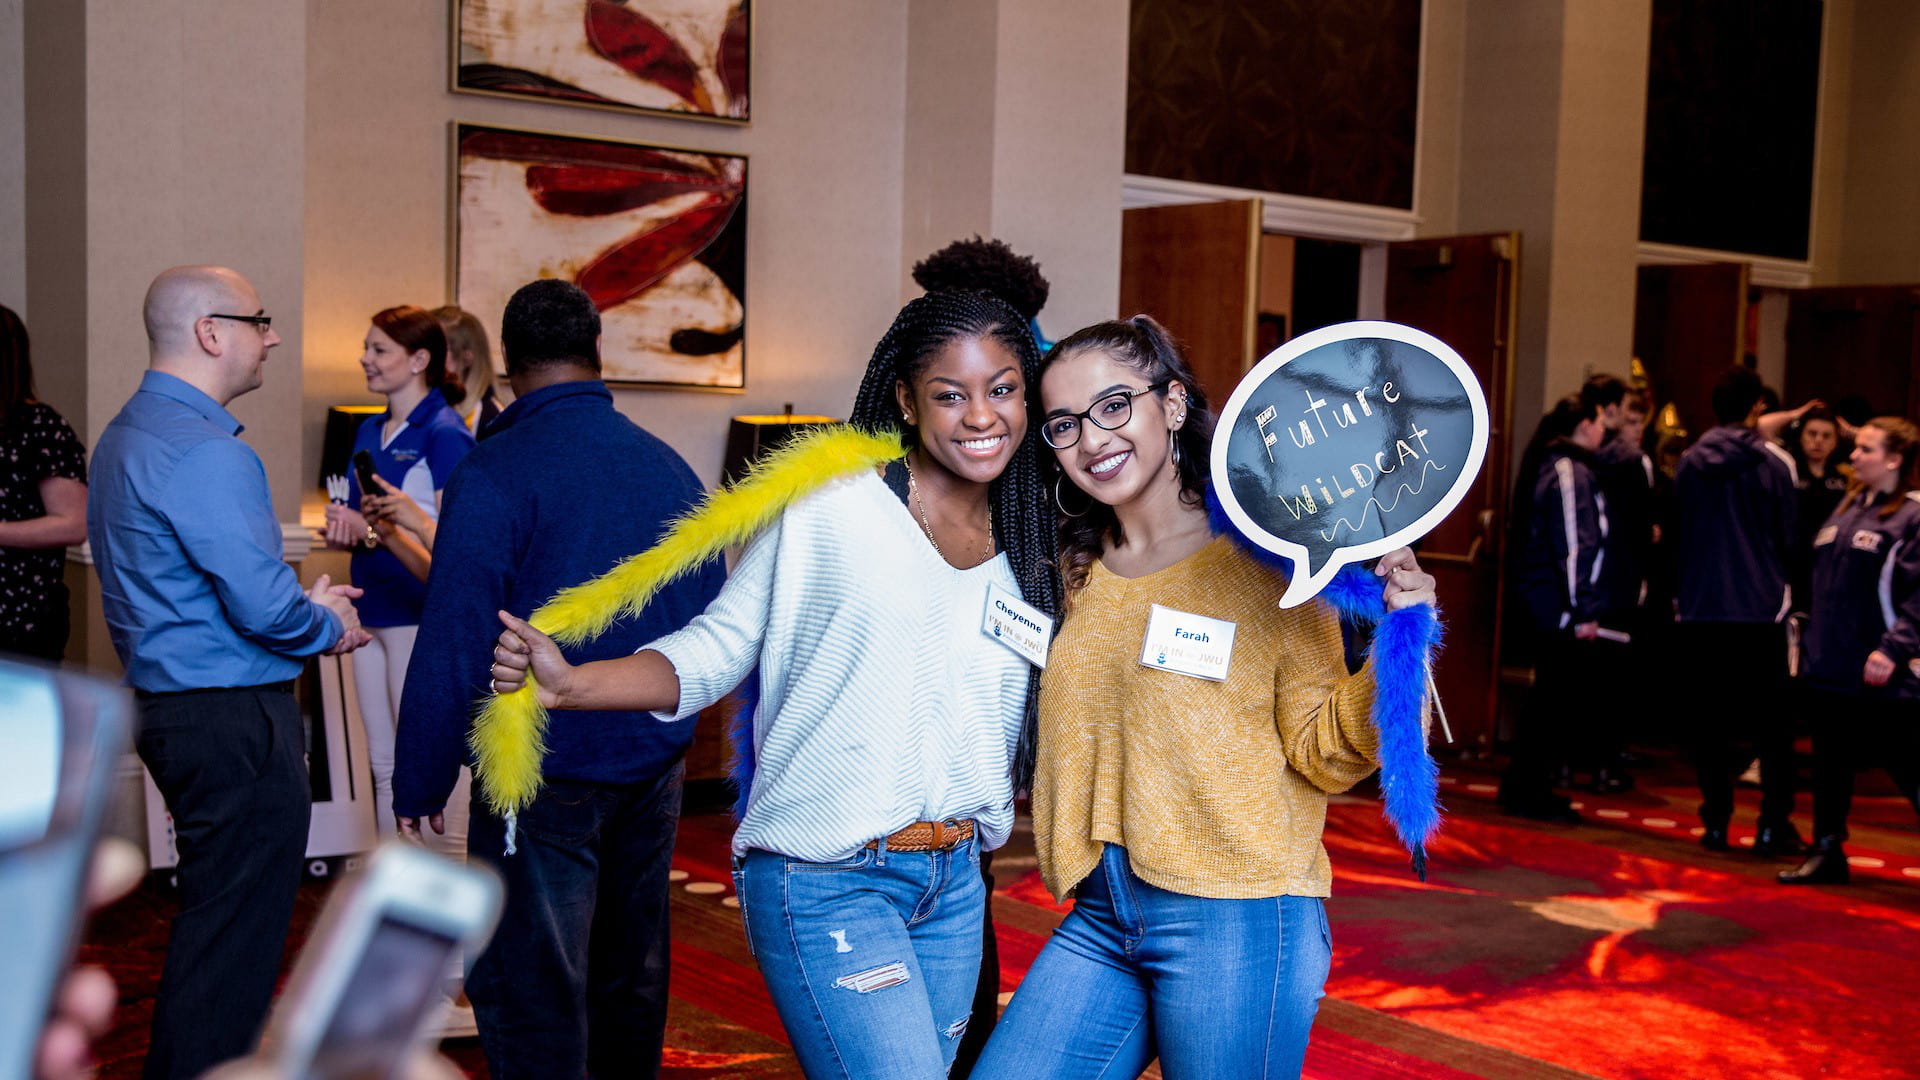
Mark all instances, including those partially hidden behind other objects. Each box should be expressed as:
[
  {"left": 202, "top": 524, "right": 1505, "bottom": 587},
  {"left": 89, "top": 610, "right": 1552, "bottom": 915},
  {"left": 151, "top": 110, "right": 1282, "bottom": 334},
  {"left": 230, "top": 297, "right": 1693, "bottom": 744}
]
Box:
[{"left": 1033, "top": 537, "right": 1385, "bottom": 901}]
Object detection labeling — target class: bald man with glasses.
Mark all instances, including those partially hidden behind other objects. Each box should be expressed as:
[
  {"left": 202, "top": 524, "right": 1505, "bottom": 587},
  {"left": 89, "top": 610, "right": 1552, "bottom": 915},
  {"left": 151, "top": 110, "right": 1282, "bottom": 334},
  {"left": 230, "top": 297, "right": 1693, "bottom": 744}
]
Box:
[{"left": 88, "top": 265, "right": 371, "bottom": 1080}]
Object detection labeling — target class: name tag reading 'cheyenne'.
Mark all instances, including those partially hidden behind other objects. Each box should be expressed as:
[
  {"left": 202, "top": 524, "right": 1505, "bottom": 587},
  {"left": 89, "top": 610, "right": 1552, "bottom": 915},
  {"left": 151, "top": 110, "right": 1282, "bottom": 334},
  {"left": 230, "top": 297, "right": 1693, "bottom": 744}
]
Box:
[
  {"left": 982, "top": 581, "right": 1052, "bottom": 668},
  {"left": 1139, "top": 605, "right": 1237, "bottom": 681}
]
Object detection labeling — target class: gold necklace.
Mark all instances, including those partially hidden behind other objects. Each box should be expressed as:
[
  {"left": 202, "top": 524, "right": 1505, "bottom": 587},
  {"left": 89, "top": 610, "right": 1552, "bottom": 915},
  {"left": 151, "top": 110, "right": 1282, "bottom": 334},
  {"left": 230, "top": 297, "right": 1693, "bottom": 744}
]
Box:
[{"left": 905, "top": 456, "right": 994, "bottom": 565}]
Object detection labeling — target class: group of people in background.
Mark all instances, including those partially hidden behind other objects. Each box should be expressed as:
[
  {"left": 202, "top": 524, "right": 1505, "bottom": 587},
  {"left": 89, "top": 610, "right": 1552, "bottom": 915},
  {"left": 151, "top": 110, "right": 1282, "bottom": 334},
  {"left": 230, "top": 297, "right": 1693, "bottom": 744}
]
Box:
[{"left": 1500, "top": 360, "right": 1920, "bottom": 887}]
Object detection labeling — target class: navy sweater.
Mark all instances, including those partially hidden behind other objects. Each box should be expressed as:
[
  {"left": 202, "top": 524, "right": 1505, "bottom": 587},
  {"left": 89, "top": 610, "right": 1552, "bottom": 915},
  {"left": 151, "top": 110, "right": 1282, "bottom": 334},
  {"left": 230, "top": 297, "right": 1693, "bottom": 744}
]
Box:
[
  {"left": 392, "top": 381, "right": 724, "bottom": 818},
  {"left": 1804, "top": 490, "right": 1920, "bottom": 699},
  {"left": 1515, "top": 440, "right": 1609, "bottom": 633},
  {"left": 1673, "top": 425, "right": 1797, "bottom": 623}
]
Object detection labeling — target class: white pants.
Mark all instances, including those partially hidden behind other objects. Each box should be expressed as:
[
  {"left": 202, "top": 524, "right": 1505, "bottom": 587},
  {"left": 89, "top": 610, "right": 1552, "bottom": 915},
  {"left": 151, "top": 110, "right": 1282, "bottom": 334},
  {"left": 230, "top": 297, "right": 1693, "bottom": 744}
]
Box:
[{"left": 352, "top": 623, "right": 471, "bottom": 856}]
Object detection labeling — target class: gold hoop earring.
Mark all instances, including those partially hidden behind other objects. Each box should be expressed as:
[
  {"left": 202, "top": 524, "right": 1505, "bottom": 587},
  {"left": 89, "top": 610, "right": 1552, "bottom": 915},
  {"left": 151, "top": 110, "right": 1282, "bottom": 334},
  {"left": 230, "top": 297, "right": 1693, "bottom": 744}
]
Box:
[{"left": 1053, "top": 474, "right": 1092, "bottom": 518}]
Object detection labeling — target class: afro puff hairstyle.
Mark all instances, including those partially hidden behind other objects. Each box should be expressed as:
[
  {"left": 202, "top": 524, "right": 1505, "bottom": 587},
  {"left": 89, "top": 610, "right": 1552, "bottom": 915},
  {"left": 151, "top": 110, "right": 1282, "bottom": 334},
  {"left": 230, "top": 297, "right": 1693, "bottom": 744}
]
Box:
[{"left": 911, "top": 236, "right": 1051, "bottom": 322}]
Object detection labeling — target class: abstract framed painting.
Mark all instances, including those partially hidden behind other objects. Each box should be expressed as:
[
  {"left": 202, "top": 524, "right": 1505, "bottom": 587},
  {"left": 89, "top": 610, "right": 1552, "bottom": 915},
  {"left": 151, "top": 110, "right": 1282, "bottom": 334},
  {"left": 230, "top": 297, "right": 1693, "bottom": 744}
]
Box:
[
  {"left": 452, "top": 123, "right": 747, "bottom": 391},
  {"left": 453, "top": 0, "right": 749, "bottom": 123}
]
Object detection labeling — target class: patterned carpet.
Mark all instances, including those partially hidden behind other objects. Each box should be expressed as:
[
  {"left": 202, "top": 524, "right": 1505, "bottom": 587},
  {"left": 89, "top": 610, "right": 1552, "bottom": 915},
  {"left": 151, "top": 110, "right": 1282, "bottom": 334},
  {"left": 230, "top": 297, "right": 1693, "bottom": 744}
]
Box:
[{"left": 84, "top": 757, "right": 1920, "bottom": 1079}]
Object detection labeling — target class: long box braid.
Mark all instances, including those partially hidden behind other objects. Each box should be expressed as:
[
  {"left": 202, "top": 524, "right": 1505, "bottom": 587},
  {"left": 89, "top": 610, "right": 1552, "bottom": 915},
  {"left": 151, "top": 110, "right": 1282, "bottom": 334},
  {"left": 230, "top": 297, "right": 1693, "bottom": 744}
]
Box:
[{"left": 848, "top": 290, "right": 1062, "bottom": 790}]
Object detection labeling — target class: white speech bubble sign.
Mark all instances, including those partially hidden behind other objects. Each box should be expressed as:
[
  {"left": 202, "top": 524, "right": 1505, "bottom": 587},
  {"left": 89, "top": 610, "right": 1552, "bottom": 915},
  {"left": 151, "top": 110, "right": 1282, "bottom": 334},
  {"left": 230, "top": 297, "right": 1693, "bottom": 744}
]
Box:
[{"left": 1210, "top": 320, "right": 1489, "bottom": 608}]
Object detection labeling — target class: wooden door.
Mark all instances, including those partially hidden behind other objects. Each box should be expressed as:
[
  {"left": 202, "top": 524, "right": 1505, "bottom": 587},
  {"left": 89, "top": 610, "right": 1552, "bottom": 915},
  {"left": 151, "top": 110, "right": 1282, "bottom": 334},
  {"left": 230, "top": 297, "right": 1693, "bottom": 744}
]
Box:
[
  {"left": 1633, "top": 263, "right": 1749, "bottom": 438},
  {"left": 1382, "top": 233, "right": 1520, "bottom": 755},
  {"left": 1784, "top": 287, "right": 1920, "bottom": 421},
  {"left": 1119, "top": 200, "right": 1262, "bottom": 406}
]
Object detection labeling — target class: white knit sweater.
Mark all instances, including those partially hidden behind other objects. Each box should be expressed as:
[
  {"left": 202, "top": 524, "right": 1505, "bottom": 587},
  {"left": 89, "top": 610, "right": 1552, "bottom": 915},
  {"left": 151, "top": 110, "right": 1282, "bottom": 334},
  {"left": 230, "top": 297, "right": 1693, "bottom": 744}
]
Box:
[{"left": 645, "top": 471, "right": 1030, "bottom": 861}]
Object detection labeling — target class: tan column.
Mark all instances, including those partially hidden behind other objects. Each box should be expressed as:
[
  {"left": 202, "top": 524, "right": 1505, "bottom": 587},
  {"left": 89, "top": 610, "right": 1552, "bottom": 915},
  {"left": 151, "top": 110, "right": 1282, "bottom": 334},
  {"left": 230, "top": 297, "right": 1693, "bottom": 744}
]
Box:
[
  {"left": 902, "top": 0, "right": 1127, "bottom": 334},
  {"left": 1457, "top": 0, "right": 1650, "bottom": 446}
]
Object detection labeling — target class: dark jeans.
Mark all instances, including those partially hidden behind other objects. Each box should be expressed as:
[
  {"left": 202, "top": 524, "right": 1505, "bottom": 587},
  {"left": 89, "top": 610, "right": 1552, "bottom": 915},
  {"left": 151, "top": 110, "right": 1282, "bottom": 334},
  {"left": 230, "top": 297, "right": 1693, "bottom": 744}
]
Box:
[
  {"left": 135, "top": 684, "right": 310, "bottom": 1080},
  {"left": 1500, "top": 633, "right": 1624, "bottom": 807},
  {"left": 949, "top": 851, "right": 1000, "bottom": 1079},
  {"left": 1807, "top": 688, "right": 1920, "bottom": 841},
  {"left": 466, "top": 762, "right": 684, "bottom": 1080},
  {"left": 1679, "top": 621, "right": 1796, "bottom": 829}
]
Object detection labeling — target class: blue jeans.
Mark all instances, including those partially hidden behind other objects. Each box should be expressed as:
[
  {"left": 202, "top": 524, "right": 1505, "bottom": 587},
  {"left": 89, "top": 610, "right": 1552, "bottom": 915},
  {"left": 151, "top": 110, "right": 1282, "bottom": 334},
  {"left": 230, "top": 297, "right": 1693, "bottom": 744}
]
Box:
[
  {"left": 974, "top": 845, "right": 1332, "bottom": 1080},
  {"left": 465, "top": 763, "right": 683, "bottom": 1080},
  {"left": 734, "top": 836, "right": 986, "bottom": 1079}
]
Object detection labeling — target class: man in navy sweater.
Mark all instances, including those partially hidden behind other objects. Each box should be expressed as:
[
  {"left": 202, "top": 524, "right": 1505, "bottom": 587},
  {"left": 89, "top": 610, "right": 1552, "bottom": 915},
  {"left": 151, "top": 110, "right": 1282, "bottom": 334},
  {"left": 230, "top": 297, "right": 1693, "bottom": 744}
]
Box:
[
  {"left": 1673, "top": 365, "right": 1803, "bottom": 857},
  {"left": 392, "top": 280, "right": 724, "bottom": 1079}
]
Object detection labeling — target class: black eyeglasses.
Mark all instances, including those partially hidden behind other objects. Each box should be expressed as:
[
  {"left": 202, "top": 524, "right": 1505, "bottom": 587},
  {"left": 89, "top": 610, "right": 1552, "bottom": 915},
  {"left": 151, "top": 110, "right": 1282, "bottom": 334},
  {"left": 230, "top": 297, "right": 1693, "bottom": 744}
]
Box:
[
  {"left": 208, "top": 313, "right": 272, "bottom": 331},
  {"left": 1042, "top": 381, "right": 1168, "bottom": 449}
]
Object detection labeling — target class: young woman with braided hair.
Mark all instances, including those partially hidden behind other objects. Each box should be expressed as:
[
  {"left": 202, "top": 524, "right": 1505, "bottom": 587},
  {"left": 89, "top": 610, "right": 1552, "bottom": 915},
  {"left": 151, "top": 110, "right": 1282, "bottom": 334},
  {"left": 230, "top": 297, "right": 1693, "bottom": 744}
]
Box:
[
  {"left": 488, "top": 289, "right": 1058, "bottom": 1079},
  {"left": 975, "top": 316, "right": 1436, "bottom": 1080}
]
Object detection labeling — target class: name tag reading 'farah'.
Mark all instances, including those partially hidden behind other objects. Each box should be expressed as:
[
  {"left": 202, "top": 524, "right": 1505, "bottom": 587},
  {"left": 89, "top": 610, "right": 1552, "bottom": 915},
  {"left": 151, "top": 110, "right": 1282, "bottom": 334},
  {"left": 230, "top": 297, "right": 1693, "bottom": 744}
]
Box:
[
  {"left": 1139, "top": 604, "right": 1237, "bottom": 681},
  {"left": 982, "top": 581, "right": 1052, "bottom": 668}
]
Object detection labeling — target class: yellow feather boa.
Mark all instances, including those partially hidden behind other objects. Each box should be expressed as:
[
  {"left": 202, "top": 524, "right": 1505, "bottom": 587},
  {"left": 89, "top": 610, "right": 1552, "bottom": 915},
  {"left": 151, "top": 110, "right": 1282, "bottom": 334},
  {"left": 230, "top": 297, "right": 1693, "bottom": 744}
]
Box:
[{"left": 470, "top": 425, "right": 905, "bottom": 817}]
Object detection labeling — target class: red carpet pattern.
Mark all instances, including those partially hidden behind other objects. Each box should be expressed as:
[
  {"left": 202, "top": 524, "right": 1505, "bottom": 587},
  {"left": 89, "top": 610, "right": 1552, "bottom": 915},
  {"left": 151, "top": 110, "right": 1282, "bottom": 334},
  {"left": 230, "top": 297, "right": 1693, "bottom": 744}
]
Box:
[{"left": 85, "top": 774, "right": 1920, "bottom": 1079}]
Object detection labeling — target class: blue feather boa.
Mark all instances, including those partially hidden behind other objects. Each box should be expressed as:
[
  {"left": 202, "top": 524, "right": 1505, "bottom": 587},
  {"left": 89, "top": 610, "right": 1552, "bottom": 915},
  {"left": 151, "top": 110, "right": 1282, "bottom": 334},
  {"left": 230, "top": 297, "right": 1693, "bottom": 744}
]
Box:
[
  {"left": 727, "top": 669, "right": 760, "bottom": 822},
  {"left": 1206, "top": 486, "right": 1443, "bottom": 878}
]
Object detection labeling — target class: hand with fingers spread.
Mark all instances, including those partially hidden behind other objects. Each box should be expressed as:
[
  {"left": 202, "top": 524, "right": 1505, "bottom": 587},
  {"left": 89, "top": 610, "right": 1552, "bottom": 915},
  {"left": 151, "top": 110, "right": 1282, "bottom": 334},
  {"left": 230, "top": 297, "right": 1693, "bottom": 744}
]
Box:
[
  {"left": 1374, "top": 547, "right": 1437, "bottom": 611},
  {"left": 493, "top": 610, "right": 573, "bottom": 708}
]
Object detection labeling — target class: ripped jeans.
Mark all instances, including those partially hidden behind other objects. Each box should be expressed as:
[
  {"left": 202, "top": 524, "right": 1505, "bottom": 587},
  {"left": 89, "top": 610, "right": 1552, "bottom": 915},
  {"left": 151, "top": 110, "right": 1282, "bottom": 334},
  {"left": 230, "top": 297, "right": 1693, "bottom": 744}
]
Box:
[{"left": 734, "top": 836, "right": 986, "bottom": 1080}]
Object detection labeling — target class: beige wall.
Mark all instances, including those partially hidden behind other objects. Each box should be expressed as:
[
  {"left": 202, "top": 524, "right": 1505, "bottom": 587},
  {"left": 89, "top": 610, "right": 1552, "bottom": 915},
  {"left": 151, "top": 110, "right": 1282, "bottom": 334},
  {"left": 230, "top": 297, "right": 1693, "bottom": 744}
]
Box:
[
  {"left": 1835, "top": 0, "right": 1920, "bottom": 285},
  {"left": 85, "top": 0, "right": 310, "bottom": 518},
  {"left": 1415, "top": 0, "right": 1466, "bottom": 238},
  {"left": 900, "top": 0, "right": 1126, "bottom": 341},
  {"left": 1542, "top": 0, "right": 1649, "bottom": 385},
  {"left": 21, "top": 0, "right": 88, "bottom": 437},
  {"left": 987, "top": 0, "right": 1127, "bottom": 335},
  {"left": 1455, "top": 0, "right": 1564, "bottom": 443},
  {"left": 0, "top": 0, "right": 23, "bottom": 316},
  {"left": 1445, "top": 0, "right": 1648, "bottom": 448},
  {"left": 1809, "top": 0, "right": 1854, "bottom": 284}
]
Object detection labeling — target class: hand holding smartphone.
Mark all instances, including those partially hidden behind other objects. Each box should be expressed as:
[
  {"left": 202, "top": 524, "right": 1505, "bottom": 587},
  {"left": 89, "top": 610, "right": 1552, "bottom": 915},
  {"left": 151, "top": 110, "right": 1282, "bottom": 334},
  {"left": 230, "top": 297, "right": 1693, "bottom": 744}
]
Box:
[
  {"left": 351, "top": 452, "right": 380, "bottom": 503},
  {"left": 263, "top": 844, "right": 501, "bottom": 1080}
]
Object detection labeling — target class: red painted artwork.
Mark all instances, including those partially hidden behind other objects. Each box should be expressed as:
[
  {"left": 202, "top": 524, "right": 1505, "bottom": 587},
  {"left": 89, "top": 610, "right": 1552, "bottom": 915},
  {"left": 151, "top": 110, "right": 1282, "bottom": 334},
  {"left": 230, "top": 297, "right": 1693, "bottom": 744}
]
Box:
[
  {"left": 456, "top": 0, "right": 750, "bottom": 122},
  {"left": 455, "top": 124, "right": 746, "bottom": 389}
]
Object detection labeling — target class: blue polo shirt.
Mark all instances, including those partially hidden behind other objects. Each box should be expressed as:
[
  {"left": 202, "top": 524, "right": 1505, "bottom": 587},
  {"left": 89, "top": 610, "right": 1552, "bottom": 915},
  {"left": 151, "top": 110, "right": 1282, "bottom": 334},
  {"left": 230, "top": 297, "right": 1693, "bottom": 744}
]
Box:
[
  {"left": 348, "top": 388, "right": 475, "bottom": 627},
  {"left": 88, "top": 371, "right": 341, "bottom": 692}
]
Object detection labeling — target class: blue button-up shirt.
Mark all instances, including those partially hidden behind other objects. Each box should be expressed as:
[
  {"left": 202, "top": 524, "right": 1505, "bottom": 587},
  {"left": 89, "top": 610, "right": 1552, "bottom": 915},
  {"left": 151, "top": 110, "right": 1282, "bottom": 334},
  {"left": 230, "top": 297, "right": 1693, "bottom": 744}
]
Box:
[{"left": 88, "top": 371, "right": 341, "bottom": 692}]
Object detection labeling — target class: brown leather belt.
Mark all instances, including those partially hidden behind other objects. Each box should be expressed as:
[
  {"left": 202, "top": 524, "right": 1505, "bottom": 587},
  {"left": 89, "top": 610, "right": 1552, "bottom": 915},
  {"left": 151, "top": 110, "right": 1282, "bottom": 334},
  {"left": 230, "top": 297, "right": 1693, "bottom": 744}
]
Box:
[{"left": 866, "top": 819, "right": 975, "bottom": 853}]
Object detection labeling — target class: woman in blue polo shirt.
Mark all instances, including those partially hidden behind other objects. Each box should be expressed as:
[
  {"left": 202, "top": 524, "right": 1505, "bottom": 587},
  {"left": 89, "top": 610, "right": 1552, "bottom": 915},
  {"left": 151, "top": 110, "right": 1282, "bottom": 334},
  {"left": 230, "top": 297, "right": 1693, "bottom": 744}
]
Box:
[{"left": 324, "top": 305, "right": 476, "bottom": 841}]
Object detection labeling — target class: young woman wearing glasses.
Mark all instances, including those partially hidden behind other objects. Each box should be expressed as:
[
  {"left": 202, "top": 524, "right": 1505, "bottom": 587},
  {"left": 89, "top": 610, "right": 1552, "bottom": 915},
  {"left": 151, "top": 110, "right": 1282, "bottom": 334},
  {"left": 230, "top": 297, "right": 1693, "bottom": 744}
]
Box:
[{"left": 973, "top": 316, "right": 1435, "bottom": 1080}]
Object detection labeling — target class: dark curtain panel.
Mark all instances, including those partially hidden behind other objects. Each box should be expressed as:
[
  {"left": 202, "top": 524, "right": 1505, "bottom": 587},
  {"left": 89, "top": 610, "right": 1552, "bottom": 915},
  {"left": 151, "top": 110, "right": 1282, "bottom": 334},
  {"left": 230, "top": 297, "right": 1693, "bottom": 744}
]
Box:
[
  {"left": 1127, "top": 0, "right": 1421, "bottom": 210},
  {"left": 1640, "top": 0, "right": 1823, "bottom": 260}
]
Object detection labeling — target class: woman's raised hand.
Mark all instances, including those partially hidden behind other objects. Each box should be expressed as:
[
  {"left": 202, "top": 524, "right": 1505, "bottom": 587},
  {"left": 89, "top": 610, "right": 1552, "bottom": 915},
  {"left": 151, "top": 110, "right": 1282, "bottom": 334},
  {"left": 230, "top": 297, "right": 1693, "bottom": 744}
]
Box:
[
  {"left": 493, "top": 611, "right": 572, "bottom": 708},
  {"left": 1375, "top": 547, "right": 1438, "bottom": 612}
]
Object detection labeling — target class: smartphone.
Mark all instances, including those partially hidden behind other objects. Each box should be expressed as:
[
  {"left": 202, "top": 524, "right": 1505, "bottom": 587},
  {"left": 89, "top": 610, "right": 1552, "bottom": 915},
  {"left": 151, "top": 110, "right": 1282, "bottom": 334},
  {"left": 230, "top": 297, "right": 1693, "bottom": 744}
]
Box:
[
  {"left": 0, "top": 659, "right": 136, "bottom": 1079},
  {"left": 352, "top": 450, "right": 380, "bottom": 500},
  {"left": 266, "top": 843, "right": 501, "bottom": 1080}
]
